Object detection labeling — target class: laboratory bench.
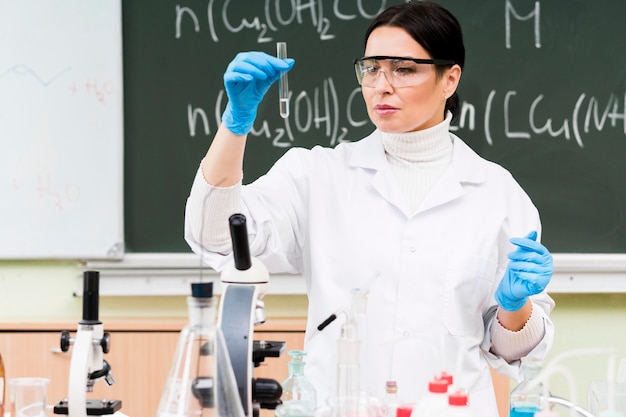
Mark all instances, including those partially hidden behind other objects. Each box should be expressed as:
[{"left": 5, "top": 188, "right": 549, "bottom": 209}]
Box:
[
  {"left": 0, "top": 318, "right": 510, "bottom": 417},
  {"left": 0, "top": 317, "right": 306, "bottom": 417}
]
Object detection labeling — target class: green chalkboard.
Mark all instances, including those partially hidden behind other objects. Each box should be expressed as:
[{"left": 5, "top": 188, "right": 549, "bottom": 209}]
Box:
[{"left": 122, "top": 1, "right": 626, "bottom": 253}]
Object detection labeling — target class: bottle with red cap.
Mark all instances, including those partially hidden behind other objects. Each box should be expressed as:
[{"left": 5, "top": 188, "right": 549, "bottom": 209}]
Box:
[
  {"left": 396, "top": 403, "right": 415, "bottom": 417},
  {"left": 410, "top": 376, "right": 450, "bottom": 417},
  {"left": 437, "top": 371, "right": 454, "bottom": 387},
  {"left": 441, "top": 388, "right": 476, "bottom": 417}
]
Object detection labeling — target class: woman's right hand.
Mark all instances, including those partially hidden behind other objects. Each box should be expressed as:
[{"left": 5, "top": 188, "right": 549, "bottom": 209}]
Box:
[{"left": 221, "top": 51, "right": 295, "bottom": 136}]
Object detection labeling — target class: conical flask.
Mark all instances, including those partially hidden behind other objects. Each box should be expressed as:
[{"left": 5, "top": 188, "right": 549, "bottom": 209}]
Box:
[
  {"left": 157, "top": 282, "right": 244, "bottom": 417},
  {"left": 510, "top": 357, "right": 543, "bottom": 417}
]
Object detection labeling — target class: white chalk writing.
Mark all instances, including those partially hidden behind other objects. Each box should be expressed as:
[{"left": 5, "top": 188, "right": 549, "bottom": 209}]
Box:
[
  {"left": 176, "top": 0, "right": 624, "bottom": 150},
  {"left": 175, "top": 0, "right": 389, "bottom": 43},
  {"left": 187, "top": 76, "right": 357, "bottom": 147},
  {"left": 452, "top": 90, "right": 625, "bottom": 148},
  {"left": 505, "top": 0, "right": 541, "bottom": 49}
]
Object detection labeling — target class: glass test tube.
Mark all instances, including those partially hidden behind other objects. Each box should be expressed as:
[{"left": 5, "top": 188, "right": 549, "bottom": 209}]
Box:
[{"left": 276, "top": 42, "right": 289, "bottom": 118}]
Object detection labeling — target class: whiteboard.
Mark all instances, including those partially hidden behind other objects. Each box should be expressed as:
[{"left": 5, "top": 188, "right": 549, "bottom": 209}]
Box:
[{"left": 0, "top": 1, "right": 124, "bottom": 259}]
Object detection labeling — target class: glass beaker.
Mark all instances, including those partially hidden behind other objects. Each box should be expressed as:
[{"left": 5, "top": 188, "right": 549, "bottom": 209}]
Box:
[
  {"left": 8, "top": 377, "right": 50, "bottom": 417},
  {"left": 156, "top": 282, "right": 244, "bottom": 417},
  {"left": 589, "top": 380, "right": 626, "bottom": 415}
]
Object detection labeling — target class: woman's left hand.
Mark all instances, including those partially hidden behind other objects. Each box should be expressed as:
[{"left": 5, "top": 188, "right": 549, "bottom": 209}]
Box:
[{"left": 495, "top": 230, "right": 553, "bottom": 311}]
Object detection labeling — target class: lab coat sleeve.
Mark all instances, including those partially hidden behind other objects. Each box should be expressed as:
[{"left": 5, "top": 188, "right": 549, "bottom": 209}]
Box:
[
  {"left": 240, "top": 147, "right": 312, "bottom": 273},
  {"left": 482, "top": 294, "right": 555, "bottom": 381},
  {"left": 185, "top": 147, "right": 311, "bottom": 274},
  {"left": 479, "top": 175, "right": 556, "bottom": 381}
]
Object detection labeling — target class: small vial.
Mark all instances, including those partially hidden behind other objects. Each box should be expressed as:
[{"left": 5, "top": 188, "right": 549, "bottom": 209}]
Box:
[{"left": 276, "top": 42, "right": 289, "bottom": 118}]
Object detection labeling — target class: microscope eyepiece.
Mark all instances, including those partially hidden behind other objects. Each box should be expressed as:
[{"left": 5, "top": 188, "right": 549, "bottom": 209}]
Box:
[
  {"left": 81, "top": 270, "right": 101, "bottom": 323},
  {"left": 229, "top": 213, "right": 252, "bottom": 271}
]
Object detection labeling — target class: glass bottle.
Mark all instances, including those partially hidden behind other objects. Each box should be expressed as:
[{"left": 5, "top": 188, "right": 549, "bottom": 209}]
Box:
[
  {"left": 276, "top": 350, "right": 317, "bottom": 416},
  {"left": 411, "top": 377, "right": 449, "bottom": 417},
  {"left": 383, "top": 380, "right": 400, "bottom": 417},
  {"left": 441, "top": 388, "right": 476, "bottom": 417},
  {"left": 157, "top": 282, "right": 243, "bottom": 417},
  {"left": 510, "top": 357, "right": 544, "bottom": 417}
]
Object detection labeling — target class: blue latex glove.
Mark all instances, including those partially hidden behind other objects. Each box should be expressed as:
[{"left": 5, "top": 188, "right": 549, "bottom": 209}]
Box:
[
  {"left": 495, "top": 230, "right": 553, "bottom": 311},
  {"left": 221, "top": 51, "right": 295, "bottom": 135}
]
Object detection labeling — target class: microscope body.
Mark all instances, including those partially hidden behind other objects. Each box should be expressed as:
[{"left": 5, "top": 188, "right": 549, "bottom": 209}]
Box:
[
  {"left": 218, "top": 214, "right": 285, "bottom": 417},
  {"left": 54, "top": 271, "right": 121, "bottom": 416}
]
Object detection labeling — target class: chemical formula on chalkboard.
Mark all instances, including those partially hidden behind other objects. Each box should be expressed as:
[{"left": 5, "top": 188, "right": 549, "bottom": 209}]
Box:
[
  {"left": 188, "top": 76, "right": 358, "bottom": 148},
  {"left": 175, "top": 1, "right": 389, "bottom": 43},
  {"left": 169, "top": 1, "right": 626, "bottom": 151},
  {"left": 453, "top": 90, "right": 625, "bottom": 148}
]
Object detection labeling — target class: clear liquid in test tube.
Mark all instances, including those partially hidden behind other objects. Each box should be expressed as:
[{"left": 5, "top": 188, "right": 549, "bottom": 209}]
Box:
[{"left": 277, "top": 42, "right": 289, "bottom": 118}]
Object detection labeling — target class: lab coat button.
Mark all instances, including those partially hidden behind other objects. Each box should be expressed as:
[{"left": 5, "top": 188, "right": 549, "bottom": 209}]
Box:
[
  {"left": 409, "top": 246, "right": 416, "bottom": 253},
  {"left": 403, "top": 330, "right": 411, "bottom": 337}
]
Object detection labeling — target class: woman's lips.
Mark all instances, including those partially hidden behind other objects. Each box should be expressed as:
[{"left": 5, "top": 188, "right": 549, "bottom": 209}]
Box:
[{"left": 374, "top": 104, "right": 398, "bottom": 115}]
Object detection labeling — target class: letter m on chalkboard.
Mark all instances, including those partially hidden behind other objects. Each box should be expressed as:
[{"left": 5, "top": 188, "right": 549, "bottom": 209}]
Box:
[{"left": 505, "top": 0, "right": 541, "bottom": 49}]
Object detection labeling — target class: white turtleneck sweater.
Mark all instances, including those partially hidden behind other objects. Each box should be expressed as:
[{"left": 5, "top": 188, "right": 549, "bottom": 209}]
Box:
[
  {"left": 381, "top": 113, "right": 453, "bottom": 213},
  {"left": 187, "top": 115, "right": 544, "bottom": 362}
]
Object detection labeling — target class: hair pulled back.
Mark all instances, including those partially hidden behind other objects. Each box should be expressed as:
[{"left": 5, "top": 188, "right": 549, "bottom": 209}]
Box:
[{"left": 364, "top": 1, "right": 466, "bottom": 120}]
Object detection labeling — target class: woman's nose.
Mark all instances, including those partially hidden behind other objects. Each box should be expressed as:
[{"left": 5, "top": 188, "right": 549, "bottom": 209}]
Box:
[{"left": 373, "top": 69, "right": 394, "bottom": 91}]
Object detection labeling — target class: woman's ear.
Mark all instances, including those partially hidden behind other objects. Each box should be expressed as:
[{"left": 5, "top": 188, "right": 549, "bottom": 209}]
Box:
[{"left": 443, "top": 64, "right": 462, "bottom": 99}]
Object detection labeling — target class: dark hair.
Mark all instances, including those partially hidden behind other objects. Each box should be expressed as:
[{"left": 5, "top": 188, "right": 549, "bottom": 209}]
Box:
[{"left": 364, "top": 1, "right": 466, "bottom": 120}]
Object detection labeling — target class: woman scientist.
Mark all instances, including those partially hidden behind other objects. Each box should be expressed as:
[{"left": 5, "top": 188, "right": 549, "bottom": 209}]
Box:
[{"left": 184, "top": 2, "right": 555, "bottom": 415}]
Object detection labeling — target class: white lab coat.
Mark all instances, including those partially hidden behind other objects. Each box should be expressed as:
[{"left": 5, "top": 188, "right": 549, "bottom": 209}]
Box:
[{"left": 185, "top": 130, "right": 555, "bottom": 417}]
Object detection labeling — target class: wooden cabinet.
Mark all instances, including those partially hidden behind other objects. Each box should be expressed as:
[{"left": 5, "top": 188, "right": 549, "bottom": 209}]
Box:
[
  {"left": 0, "top": 319, "right": 305, "bottom": 417},
  {"left": 0, "top": 331, "right": 180, "bottom": 416}
]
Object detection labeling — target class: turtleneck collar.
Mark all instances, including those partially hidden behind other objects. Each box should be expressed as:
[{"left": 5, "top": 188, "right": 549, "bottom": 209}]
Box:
[{"left": 382, "top": 112, "right": 453, "bottom": 164}]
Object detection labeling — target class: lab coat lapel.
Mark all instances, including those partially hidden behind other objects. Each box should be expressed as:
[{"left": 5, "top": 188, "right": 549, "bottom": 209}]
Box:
[
  {"left": 416, "top": 134, "right": 486, "bottom": 214},
  {"left": 348, "top": 130, "right": 407, "bottom": 212}
]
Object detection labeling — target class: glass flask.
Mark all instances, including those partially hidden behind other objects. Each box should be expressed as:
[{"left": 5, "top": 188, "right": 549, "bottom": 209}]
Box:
[
  {"left": 510, "top": 357, "right": 544, "bottom": 417},
  {"left": 157, "top": 282, "right": 244, "bottom": 417}
]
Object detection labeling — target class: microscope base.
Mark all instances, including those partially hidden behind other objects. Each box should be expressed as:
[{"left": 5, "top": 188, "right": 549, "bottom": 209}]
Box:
[{"left": 53, "top": 399, "right": 122, "bottom": 415}]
